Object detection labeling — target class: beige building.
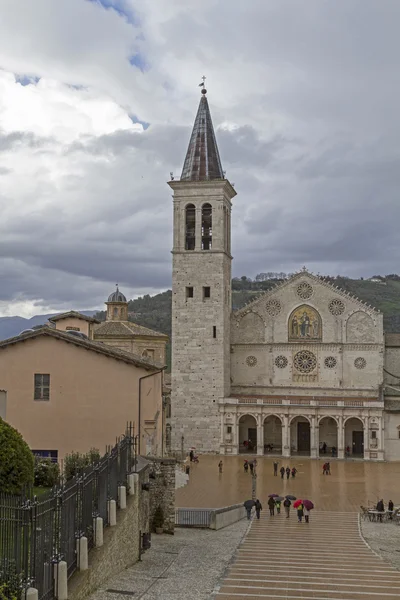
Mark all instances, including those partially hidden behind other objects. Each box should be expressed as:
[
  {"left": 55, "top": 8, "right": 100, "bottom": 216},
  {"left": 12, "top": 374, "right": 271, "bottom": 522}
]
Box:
[
  {"left": 48, "top": 311, "right": 100, "bottom": 339},
  {"left": 0, "top": 328, "right": 165, "bottom": 461},
  {"left": 92, "top": 287, "right": 168, "bottom": 364},
  {"left": 169, "top": 87, "right": 400, "bottom": 461}
]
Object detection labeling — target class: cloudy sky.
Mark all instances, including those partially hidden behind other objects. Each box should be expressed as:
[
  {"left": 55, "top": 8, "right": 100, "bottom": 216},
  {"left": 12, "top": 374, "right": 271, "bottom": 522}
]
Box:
[{"left": 0, "top": 0, "right": 399, "bottom": 317}]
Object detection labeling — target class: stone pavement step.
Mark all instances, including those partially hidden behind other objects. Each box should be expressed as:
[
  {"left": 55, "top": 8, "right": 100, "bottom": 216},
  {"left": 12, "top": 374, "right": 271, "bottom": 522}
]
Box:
[{"left": 214, "top": 510, "right": 400, "bottom": 600}]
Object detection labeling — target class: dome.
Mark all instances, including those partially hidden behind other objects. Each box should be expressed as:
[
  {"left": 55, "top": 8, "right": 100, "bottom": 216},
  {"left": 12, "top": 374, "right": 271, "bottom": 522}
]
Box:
[{"left": 108, "top": 286, "right": 127, "bottom": 303}]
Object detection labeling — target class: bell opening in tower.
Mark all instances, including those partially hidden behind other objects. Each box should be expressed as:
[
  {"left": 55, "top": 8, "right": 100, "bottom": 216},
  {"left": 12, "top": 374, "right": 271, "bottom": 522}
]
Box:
[
  {"left": 185, "top": 204, "right": 196, "bottom": 250},
  {"left": 201, "top": 203, "right": 212, "bottom": 250}
]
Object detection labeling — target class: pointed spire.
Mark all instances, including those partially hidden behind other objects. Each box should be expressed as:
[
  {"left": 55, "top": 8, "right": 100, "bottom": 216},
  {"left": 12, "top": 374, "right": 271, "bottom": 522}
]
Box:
[{"left": 181, "top": 83, "right": 224, "bottom": 181}]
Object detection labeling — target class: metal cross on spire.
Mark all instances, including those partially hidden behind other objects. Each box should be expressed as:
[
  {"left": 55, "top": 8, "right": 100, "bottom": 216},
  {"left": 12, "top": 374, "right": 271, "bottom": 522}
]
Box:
[{"left": 198, "top": 75, "right": 207, "bottom": 94}]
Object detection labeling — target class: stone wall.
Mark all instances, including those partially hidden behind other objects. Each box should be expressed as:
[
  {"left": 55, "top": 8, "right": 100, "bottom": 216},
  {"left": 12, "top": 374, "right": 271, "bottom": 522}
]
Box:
[
  {"left": 69, "top": 464, "right": 150, "bottom": 600},
  {"left": 148, "top": 456, "right": 176, "bottom": 534}
]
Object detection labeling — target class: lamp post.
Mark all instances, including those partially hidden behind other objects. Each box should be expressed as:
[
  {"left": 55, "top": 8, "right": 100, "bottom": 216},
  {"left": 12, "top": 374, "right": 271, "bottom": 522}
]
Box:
[{"left": 251, "top": 462, "right": 257, "bottom": 501}]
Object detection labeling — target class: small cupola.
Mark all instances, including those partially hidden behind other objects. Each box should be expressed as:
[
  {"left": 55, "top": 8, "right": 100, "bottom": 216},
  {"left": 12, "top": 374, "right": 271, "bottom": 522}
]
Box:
[{"left": 106, "top": 285, "right": 128, "bottom": 321}]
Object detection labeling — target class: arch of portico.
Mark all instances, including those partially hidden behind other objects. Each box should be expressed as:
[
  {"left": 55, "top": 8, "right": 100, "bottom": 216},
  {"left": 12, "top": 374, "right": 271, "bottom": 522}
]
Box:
[
  {"left": 263, "top": 414, "right": 282, "bottom": 455},
  {"left": 318, "top": 416, "right": 338, "bottom": 457},
  {"left": 238, "top": 414, "right": 258, "bottom": 453},
  {"left": 344, "top": 416, "right": 364, "bottom": 457},
  {"left": 290, "top": 415, "right": 311, "bottom": 456}
]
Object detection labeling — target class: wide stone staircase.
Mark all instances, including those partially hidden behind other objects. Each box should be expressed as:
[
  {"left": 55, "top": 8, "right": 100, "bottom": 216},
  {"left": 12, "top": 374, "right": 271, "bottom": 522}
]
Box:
[{"left": 214, "top": 510, "right": 400, "bottom": 599}]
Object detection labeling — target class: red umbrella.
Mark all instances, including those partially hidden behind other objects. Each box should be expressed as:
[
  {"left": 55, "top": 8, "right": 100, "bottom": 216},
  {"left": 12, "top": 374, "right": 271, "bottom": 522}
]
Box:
[
  {"left": 303, "top": 499, "right": 314, "bottom": 510},
  {"left": 293, "top": 499, "right": 303, "bottom": 508}
]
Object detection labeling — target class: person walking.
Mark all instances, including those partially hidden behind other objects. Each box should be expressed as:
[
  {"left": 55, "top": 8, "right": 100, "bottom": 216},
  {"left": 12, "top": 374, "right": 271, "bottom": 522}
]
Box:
[
  {"left": 189, "top": 449, "right": 194, "bottom": 462},
  {"left": 389, "top": 499, "right": 394, "bottom": 519},
  {"left": 283, "top": 497, "right": 291, "bottom": 518},
  {"left": 326, "top": 462, "right": 331, "bottom": 475},
  {"left": 322, "top": 462, "right": 327, "bottom": 475},
  {"left": 244, "top": 499, "right": 255, "bottom": 520},
  {"left": 304, "top": 506, "right": 310, "bottom": 523},
  {"left": 255, "top": 499, "right": 263, "bottom": 520},
  {"left": 297, "top": 502, "right": 304, "bottom": 523},
  {"left": 268, "top": 496, "right": 276, "bottom": 516},
  {"left": 275, "top": 498, "right": 281, "bottom": 514},
  {"left": 244, "top": 460, "right": 249, "bottom": 473},
  {"left": 280, "top": 466, "right": 285, "bottom": 479},
  {"left": 218, "top": 460, "right": 223, "bottom": 474},
  {"left": 376, "top": 499, "right": 384, "bottom": 522},
  {"left": 286, "top": 466, "right": 291, "bottom": 480},
  {"left": 273, "top": 461, "right": 278, "bottom": 476},
  {"left": 249, "top": 461, "right": 254, "bottom": 475},
  {"left": 291, "top": 467, "right": 297, "bottom": 479}
]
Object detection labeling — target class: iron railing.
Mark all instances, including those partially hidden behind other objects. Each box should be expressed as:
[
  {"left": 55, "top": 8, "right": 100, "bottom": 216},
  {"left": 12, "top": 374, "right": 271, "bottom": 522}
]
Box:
[
  {"left": 0, "top": 430, "right": 133, "bottom": 600},
  {"left": 174, "top": 508, "right": 212, "bottom": 528}
]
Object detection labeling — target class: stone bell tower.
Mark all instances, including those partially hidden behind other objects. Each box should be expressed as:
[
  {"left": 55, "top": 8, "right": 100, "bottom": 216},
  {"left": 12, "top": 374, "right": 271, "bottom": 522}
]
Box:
[{"left": 168, "top": 84, "right": 236, "bottom": 453}]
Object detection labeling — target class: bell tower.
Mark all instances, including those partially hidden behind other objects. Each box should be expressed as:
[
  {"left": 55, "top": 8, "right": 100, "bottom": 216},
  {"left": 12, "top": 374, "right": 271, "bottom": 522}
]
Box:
[{"left": 168, "top": 84, "right": 236, "bottom": 453}]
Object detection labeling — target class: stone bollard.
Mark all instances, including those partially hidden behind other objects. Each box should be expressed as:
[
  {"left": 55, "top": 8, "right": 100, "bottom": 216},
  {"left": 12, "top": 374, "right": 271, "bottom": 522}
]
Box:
[
  {"left": 118, "top": 485, "right": 127, "bottom": 509},
  {"left": 26, "top": 588, "right": 39, "bottom": 600},
  {"left": 127, "top": 473, "right": 135, "bottom": 495},
  {"left": 76, "top": 536, "right": 88, "bottom": 571},
  {"left": 94, "top": 516, "right": 104, "bottom": 547},
  {"left": 54, "top": 561, "right": 68, "bottom": 600},
  {"left": 108, "top": 499, "right": 117, "bottom": 526}
]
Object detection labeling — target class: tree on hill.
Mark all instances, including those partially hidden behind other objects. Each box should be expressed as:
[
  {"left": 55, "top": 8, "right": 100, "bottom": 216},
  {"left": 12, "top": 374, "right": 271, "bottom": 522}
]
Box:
[{"left": 0, "top": 418, "right": 34, "bottom": 494}]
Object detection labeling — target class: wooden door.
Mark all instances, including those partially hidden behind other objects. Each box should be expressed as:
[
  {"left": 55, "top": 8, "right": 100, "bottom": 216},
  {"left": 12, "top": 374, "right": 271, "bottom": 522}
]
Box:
[{"left": 297, "top": 422, "right": 310, "bottom": 452}]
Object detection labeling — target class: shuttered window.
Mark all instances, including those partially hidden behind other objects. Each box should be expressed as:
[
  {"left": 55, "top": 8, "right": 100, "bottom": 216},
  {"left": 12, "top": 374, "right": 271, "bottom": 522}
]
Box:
[{"left": 34, "top": 374, "right": 50, "bottom": 401}]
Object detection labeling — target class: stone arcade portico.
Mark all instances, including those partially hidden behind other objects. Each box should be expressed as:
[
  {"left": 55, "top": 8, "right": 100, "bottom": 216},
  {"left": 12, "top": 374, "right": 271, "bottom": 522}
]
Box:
[{"left": 219, "top": 396, "right": 385, "bottom": 460}]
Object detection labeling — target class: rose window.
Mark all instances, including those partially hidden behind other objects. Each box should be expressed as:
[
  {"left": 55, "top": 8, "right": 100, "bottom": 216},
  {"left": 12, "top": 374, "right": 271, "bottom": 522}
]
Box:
[
  {"left": 275, "top": 355, "right": 288, "bottom": 369},
  {"left": 296, "top": 282, "right": 313, "bottom": 300},
  {"left": 324, "top": 356, "right": 337, "bottom": 369},
  {"left": 293, "top": 350, "right": 317, "bottom": 373},
  {"left": 265, "top": 299, "right": 282, "bottom": 316},
  {"left": 329, "top": 298, "right": 345, "bottom": 316},
  {"left": 246, "top": 355, "right": 258, "bottom": 367},
  {"left": 354, "top": 357, "right": 366, "bottom": 370}
]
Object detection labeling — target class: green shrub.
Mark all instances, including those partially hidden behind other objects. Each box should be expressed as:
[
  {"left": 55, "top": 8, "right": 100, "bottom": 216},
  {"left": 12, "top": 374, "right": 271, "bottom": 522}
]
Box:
[
  {"left": 34, "top": 458, "right": 59, "bottom": 488},
  {"left": 0, "top": 418, "right": 34, "bottom": 494},
  {"left": 152, "top": 505, "right": 164, "bottom": 530},
  {"left": 64, "top": 448, "right": 100, "bottom": 480}
]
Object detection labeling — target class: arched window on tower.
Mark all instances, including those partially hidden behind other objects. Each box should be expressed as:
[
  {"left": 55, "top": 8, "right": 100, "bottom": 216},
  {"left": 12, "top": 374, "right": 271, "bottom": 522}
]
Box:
[
  {"left": 185, "top": 204, "right": 196, "bottom": 250},
  {"left": 201, "top": 203, "right": 212, "bottom": 250},
  {"left": 113, "top": 307, "right": 118, "bottom": 318}
]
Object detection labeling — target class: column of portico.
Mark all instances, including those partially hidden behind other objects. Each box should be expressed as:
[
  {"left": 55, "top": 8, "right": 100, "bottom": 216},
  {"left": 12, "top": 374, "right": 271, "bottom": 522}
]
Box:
[
  {"left": 282, "top": 415, "right": 290, "bottom": 458},
  {"left": 257, "top": 415, "right": 264, "bottom": 456},
  {"left": 377, "top": 416, "right": 384, "bottom": 460},
  {"left": 363, "top": 416, "right": 370, "bottom": 460},
  {"left": 233, "top": 414, "right": 239, "bottom": 455},
  {"left": 310, "top": 415, "right": 318, "bottom": 459},
  {"left": 337, "top": 415, "right": 345, "bottom": 459},
  {"left": 219, "top": 411, "right": 225, "bottom": 454}
]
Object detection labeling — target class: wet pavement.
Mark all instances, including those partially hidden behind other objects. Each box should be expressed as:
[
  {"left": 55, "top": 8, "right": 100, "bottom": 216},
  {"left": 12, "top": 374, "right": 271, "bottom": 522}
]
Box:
[
  {"left": 215, "top": 510, "right": 400, "bottom": 599},
  {"left": 176, "top": 455, "right": 400, "bottom": 511}
]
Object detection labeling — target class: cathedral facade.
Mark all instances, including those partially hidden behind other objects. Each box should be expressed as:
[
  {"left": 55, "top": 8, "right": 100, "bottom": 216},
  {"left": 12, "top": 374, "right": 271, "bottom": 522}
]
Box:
[{"left": 169, "top": 88, "right": 400, "bottom": 461}]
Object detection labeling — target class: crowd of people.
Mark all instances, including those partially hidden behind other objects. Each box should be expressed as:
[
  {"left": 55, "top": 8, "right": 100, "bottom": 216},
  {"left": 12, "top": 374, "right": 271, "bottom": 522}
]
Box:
[{"left": 245, "top": 496, "right": 312, "bottom": 523}]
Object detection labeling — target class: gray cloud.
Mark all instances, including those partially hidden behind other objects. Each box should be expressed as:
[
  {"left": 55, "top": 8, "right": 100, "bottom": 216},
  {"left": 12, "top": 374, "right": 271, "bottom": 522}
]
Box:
[{"left": 0, "top": 0, "right": 399, "bottom": 314}]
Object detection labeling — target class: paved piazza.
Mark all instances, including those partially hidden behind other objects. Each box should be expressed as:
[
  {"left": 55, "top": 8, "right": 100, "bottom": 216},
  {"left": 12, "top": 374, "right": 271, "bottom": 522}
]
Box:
[{"left": 176, "top": 455, "right": 400, "bottom": 511}]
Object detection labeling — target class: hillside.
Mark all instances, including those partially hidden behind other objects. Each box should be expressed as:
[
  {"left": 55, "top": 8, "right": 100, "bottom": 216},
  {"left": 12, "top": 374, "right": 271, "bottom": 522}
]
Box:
[{"left": 91, "top": 275, "right": 400, "bottom": 373}]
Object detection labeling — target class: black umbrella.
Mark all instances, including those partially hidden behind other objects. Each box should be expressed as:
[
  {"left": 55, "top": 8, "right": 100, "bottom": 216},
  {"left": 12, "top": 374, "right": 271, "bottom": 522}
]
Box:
[
  {"left": 285, "top": 495, "right": 297, "bottom": 500},
  {"left": 244, "top": 499, "right": 256, "bottom": 510}
]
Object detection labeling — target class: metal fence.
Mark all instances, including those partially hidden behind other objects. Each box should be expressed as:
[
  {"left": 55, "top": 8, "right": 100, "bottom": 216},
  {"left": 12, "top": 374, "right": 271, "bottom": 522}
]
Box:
[
  {"left": 0, "top": 432, "right": 133, "bottom": 600},
  {"left": 174, "top": 508, "right": 212, "bottom": 528}
]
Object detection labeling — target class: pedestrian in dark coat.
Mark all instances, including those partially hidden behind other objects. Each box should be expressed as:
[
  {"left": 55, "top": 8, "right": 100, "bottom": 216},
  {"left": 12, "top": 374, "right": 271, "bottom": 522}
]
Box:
[
  {"left": 273, "top": 461, "right": 278, "bottom": 476},
  {"left": 249, "top": 461, "right": 254, "bottom": 474},
  {"left": 389, "top": 500, "right": 394, "bottom": 519},
  {"left": 283, "top": 497, "right": 291, "bottom": 518},
  {"left": 244, "top": 499, "right": 255, "bottom": 520},
  {"left": 255, "top": 499, "right": 262, "bottom": 519},
  {"left": 291, "top": 467, "right": 297, "bottom": 478},
  {"left": 268, "top": 497, "right": 276, "bottom": 516},
  {"left": 244, "top": 460, "right": 249, "bottom": 473},
  {"left": 280, "top": 466, "right": 285, "bottom": 479},
  {"left": 189, "top": 450, "right": 194, "bottom": 462},
  {"left": 286, "top": 467, "right": 291, "bottom": 480}
]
